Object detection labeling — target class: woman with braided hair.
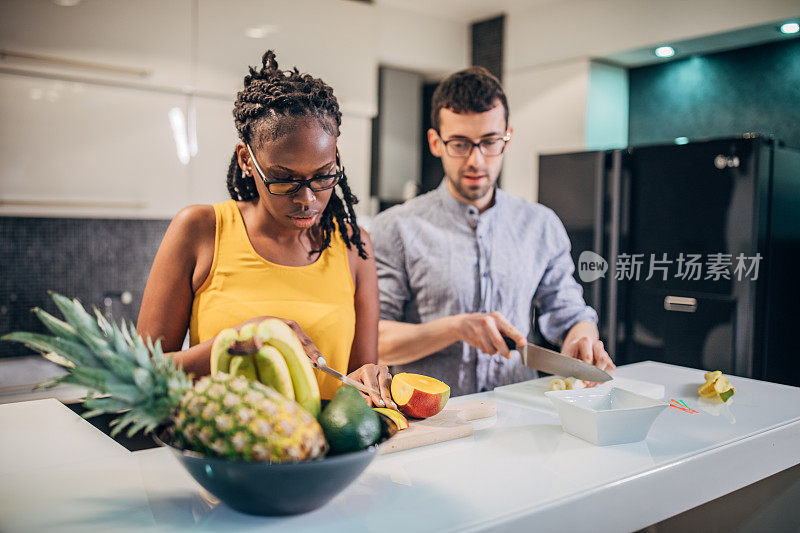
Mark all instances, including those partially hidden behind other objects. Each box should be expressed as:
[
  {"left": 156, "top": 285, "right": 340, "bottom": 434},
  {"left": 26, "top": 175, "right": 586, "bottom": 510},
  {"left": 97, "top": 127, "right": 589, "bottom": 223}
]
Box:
[{"left": 137, "top": 50, "right": 394, "bottom": 407}]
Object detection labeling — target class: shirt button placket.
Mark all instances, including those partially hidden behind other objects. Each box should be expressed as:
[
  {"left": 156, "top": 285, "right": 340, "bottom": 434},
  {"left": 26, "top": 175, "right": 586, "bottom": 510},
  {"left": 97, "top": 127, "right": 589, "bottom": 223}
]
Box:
[
  {"left": 479, "top": 233, "right": 490, "bottom": 313},
  {"left": 469, "top": 207, "right": 490, "bottom": 314}
]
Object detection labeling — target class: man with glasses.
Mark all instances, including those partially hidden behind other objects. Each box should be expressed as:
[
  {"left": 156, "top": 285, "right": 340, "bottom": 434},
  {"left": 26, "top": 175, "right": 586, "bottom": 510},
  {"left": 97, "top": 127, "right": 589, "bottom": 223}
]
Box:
[{"left": 370, "top": 66, "right": 615, "bottom": 396}]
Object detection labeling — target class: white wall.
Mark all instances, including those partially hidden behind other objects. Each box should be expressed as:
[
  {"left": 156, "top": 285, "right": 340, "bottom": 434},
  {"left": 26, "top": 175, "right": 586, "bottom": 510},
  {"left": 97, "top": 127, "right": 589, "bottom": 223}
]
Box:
[
  {"left": 0, "top": 0, "right": 469, "bottom": 218},
  {"left": 503, "top": 59, "right": 591, "bottom": 201},
  {"left": 504, "top": 0, "right": 800, "bottom": 201},
  {"left": 377, "top": 4, "right": 470, "bottom": 77}
]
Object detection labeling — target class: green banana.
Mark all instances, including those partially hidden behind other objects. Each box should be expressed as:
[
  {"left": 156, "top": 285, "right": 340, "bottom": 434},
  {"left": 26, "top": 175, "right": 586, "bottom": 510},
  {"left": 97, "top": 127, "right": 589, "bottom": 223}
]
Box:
[{"left": 255, "top": 346, "right": 295, "bottom": 400}]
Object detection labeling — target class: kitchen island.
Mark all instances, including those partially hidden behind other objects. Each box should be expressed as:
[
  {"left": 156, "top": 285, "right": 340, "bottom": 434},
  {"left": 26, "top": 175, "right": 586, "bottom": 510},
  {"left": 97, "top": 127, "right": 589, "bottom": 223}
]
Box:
[{"left": 2, "top": 361, "right": 799, "bottom": 532}]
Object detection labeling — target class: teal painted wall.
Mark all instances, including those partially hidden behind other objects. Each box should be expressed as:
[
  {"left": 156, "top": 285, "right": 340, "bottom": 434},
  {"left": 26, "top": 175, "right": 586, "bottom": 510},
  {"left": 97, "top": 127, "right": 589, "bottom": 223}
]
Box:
[
  {"left": 629, "top": 37, "right": 800, "bottom": 148},
  {"left": 585, "top": 61, "right": 629, "bottom": 150}
]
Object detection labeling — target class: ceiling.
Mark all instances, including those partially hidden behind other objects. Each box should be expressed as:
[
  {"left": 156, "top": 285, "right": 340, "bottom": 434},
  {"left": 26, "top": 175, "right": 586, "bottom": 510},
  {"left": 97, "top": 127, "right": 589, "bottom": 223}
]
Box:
[
  {"left": 373, "top": 0, "right": 557, "bottom": 23},
  {"left": 603, "top": 18, "right": 800, "bottom": 68}
]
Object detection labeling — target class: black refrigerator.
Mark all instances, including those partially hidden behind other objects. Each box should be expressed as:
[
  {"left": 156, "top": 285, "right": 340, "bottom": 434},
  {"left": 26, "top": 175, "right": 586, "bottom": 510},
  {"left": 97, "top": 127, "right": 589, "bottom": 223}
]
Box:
[{"left": 538, "top": 135, "right": 800, "bottom": 386}]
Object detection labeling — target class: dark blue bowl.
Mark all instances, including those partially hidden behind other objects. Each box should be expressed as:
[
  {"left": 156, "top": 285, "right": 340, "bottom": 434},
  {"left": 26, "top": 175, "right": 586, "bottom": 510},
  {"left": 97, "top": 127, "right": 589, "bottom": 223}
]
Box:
[{"left": 154, "top": 433, "right": 382, "bottom": 516}]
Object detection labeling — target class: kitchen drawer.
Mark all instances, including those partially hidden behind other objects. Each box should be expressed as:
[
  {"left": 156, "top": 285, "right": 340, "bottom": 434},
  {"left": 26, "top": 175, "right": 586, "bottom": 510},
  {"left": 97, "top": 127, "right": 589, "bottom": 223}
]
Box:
[{"left": 624, "top": 288, "right": 736, "bottom": 374}]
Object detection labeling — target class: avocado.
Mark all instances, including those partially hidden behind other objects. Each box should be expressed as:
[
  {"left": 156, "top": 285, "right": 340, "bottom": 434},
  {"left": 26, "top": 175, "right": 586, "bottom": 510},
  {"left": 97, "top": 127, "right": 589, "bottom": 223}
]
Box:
[{"left": 318, "top": 386, "right": 382, "bottom": 454}]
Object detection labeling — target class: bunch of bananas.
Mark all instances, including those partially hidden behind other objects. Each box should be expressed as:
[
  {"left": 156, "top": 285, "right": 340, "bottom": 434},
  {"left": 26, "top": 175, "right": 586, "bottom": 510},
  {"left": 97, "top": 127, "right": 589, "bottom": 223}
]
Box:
[{"left": 210, "top": 319, "right": 321, "bottom": 417}]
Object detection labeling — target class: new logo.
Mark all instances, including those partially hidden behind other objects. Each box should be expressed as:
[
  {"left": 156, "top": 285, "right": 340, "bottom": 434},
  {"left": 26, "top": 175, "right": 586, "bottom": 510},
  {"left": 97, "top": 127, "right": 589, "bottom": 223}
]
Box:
[{"left": 578, "top": 251, "right": 608, "bottom": 282}]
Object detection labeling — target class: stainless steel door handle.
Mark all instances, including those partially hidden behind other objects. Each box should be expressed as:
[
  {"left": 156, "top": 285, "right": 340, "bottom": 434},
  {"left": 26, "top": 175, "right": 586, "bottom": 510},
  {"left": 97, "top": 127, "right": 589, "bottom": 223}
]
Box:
[{"left": 664, "top": 296, "right": 698, "bottom": 312}]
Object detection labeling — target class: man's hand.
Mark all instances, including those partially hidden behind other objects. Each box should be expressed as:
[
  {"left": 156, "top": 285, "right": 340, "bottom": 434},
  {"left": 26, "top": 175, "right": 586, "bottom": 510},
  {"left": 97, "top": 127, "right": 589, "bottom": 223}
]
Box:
[
  {"left": 457, "top": 312, "right": 526, "bottom": 358},
  {"left": 561, "top": 322, "right": 616, "bottom": 375}
]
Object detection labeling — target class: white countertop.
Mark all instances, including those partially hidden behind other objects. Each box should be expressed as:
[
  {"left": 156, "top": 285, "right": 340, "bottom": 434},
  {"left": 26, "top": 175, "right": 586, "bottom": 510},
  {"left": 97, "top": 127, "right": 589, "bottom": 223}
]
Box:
[{"left": 2, "top": 362, "right": 799, "bottom": 532}]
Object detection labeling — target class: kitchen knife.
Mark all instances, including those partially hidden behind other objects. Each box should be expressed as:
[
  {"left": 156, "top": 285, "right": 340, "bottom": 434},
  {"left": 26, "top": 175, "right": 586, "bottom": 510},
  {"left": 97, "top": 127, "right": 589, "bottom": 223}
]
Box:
[
  {"left": 501, "top": 335, "right": 612, "bottom": 382},
  {"left": 312, "top": 357, "right": 382, "bottom": 397}
]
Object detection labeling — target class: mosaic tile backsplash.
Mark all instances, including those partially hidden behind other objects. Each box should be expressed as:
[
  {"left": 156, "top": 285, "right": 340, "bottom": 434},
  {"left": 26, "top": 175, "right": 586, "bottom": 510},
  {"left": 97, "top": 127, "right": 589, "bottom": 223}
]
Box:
[{"left": 0, "top": 217, "right": 170, "bottom": 358}]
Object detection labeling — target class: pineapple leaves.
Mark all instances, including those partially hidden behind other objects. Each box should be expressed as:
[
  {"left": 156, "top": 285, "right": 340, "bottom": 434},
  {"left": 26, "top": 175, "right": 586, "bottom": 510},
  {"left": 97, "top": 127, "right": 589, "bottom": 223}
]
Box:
[
  {"left": 1, "top": 332, "right": 102, "bottom": 368},
  {"left": 32, "top": 308, "right": 81, "bottom": 343},
  {"left": 132, "top": 367, "right": 154, "bottom": 391},
  {"left": 51, "top": 293, "right": 103, "bottom": 340},
  {"left": 1, "top": 292, "right": 193, "bottom": 438}
]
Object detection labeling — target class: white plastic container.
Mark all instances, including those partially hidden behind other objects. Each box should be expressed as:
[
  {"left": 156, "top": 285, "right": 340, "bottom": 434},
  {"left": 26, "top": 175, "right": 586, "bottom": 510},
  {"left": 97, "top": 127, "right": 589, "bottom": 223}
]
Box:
[{"left": 545, "top": 387, "right": 668, "bottom": 445}]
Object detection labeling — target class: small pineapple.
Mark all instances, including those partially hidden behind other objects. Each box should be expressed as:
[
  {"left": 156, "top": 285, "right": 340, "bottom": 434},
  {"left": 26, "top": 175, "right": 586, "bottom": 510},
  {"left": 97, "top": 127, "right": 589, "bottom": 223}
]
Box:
[
  {"left": 175, "top": 373, "right": 326, "bottom": 461},
  {"left": 2, "top": 293, "right": 327, "bottom": 462}
]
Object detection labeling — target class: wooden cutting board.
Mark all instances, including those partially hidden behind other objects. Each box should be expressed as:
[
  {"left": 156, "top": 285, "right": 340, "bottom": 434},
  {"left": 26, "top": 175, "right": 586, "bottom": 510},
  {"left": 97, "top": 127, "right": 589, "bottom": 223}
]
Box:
[{"left": 378, "top": 400, "right": 496, "bottom": 455}]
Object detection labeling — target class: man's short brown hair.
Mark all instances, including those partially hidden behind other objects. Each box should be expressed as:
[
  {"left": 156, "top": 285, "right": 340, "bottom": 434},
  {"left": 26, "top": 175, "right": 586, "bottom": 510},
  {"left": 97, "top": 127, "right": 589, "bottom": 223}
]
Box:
[{"left": 430, "top": 66, "right": 509, "bottom": 131}]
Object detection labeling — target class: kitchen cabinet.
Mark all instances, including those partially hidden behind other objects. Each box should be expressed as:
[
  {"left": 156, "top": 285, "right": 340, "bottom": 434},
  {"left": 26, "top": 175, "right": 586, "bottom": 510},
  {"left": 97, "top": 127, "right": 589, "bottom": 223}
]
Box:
[
  {"left": 187, "top": 96, "right": 238, "bottom": 206},
  {"left": 2, "top": 362, "right": 799, "bottom": 531},
  {"left": 0, "top": 72, "right": 191, "bottom": 219},
  {"left": 0, "top": 0, "right": 192, "bottom": 90}
]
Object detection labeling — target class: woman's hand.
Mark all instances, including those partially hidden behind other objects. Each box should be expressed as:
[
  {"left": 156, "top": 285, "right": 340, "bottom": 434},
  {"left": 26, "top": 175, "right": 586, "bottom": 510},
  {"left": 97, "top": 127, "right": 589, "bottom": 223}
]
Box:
[
  {"left": 234, "top": 316, "right": 323, "bottom": 364},
  {"left": 347, "top": 364, "right": 395, "bottom": 409}
]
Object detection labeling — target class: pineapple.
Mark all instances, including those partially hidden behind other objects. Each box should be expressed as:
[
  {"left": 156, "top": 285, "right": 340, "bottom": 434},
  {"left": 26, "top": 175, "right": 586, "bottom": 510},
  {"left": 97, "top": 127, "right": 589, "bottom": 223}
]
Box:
[{"left": 2, "top": 293, "right": 327, "bottom": 462}]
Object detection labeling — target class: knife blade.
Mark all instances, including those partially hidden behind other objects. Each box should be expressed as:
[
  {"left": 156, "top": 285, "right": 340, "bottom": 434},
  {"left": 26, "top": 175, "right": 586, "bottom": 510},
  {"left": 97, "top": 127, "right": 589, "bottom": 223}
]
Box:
[
  {"left": 312, "top": 357, "right": 382, "bottom": 397},
  {"left": 502, "top": 335, "right": 612, "bottom": 382}
]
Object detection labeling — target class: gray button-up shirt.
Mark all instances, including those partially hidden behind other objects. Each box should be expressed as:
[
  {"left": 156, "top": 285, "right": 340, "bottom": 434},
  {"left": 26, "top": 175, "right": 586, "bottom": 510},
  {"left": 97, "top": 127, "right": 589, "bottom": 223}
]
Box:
[{"left": 370, "top": 180, "right": 598, "bottom": 396}]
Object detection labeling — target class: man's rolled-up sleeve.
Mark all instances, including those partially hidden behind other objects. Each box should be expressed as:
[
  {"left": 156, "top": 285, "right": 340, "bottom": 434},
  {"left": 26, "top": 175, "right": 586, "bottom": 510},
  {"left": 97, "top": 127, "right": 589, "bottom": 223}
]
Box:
[
  {"left": 370, "top": 213, "right": 410, "bottom": 322},
  {"left": 533, "top": 211, "right": 598, "bottom": 346}
]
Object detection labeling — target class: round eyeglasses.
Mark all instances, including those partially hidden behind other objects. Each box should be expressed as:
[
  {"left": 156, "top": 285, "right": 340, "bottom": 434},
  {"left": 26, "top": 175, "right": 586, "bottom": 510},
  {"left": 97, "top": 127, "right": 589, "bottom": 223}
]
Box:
[
  {"left": 437, "top": 132, "right": 511, "bottom": 158},
  {"left": 245, "top": 142, "right": 343, "bottom": 196}
]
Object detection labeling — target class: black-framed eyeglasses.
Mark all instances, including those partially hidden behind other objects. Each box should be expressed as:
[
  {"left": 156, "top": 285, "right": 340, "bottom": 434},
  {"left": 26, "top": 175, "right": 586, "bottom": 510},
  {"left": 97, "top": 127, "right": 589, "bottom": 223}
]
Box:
[
  {"left": 245, "top": 142, "right": 343, "bottom": 196},
  {"left": 437, "top": 132, "right": 511, "bottom": 158}
]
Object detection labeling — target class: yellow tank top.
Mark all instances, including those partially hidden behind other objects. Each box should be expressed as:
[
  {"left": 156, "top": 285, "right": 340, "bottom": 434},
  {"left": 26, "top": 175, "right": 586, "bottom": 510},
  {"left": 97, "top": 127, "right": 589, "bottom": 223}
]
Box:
[{"left": 189, "top": 199, "right": 356, "bottom": 399}]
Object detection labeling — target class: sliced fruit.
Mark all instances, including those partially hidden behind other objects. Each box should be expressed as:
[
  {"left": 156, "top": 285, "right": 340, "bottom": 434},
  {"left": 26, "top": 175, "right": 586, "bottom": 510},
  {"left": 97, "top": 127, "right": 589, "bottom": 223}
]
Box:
[
  {"left": 719, "top": 387, "right": 736, "bottom": 402},
  {"left": 698, "top": 379, "right": 718, "bottom": 397},
  {"left": 713, "top": 375, "right": 732, "bottom": 394},
  {"left": 318, "top": 385, "right": 381, "bottom": 453},
  {"left": 565, "top": 377, "right": 586, "bottom": 390},
  {"left": 699, "top": 370, "right": 737, "bottom": 401},
  {"left": 255, "top": 345, "right": 295, "bottom": 400},
  {"left": 373, "top": 407, "right": 409, "bottom": 430},
  {"left": 549, "top": 378, "right": 566, "bottom": 391},
  {"left": 376, "top": 412, "right": 399, "bottom": 440},
  {"left": 256, "top": 318, "right": 321, "bottom": 418},
  {"left": 391, "top": 373, "right": 449, "bottom": 419}
]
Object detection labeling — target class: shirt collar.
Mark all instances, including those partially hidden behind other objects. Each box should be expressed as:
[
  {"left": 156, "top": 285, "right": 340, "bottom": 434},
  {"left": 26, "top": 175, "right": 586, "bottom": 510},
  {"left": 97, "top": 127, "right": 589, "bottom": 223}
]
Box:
[{"left": 436, "top": 178, "right": 504, "bottom": 222}]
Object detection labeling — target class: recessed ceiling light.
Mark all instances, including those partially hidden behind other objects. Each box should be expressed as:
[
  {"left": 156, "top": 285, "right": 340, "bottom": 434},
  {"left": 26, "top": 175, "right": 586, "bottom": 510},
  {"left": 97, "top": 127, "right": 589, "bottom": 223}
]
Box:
[
  {"left": 245, "top": 25, "right": 279, "bottom": 39},
  {"left": 674, "top": 137, "right": 689, "bottom": 145},
  {"left": 52, "top": 0, "right": 82, "bottom": 6},
  {"left": 655, "top": 46, "right": 675, "bottom": 58},
  {"left": 780, "top": 22, "right": 800, "bottom": 34}
]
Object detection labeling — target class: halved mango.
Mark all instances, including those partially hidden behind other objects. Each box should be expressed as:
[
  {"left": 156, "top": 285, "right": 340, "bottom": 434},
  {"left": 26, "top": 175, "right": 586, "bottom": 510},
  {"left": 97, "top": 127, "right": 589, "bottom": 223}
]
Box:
[{"left": 391, "top": 373, "right": 449, "bottom": 419}]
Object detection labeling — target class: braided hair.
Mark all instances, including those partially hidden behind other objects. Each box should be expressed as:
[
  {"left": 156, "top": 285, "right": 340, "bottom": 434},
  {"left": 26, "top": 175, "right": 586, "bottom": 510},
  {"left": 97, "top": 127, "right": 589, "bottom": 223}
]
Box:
[{"left": 226, "top": 50, "right": 367, "bottom": 259}]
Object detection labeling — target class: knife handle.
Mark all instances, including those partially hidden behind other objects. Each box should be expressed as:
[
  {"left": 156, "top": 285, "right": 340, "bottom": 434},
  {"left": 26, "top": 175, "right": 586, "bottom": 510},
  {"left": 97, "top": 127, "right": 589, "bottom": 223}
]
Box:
[{"left": 501, "top": 335, "right": 518, "bottom": 351}]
